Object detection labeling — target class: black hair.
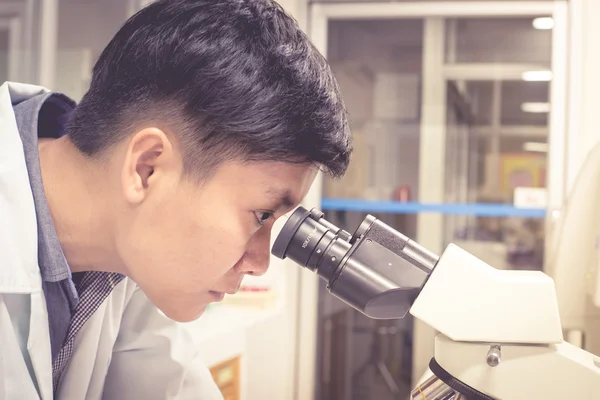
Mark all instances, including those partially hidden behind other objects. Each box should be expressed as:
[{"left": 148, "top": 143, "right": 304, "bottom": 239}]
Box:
[{"left": 66, "top": 0, "right": 351, "bottom": 179}]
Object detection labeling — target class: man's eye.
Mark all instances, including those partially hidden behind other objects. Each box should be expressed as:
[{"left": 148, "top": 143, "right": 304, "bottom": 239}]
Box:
[{"left": 255, "top": 211, "right": 274, "bottom": 226}]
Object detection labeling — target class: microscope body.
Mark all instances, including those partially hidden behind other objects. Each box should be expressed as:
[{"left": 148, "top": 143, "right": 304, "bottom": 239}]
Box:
[
  {"left": 411, "top": 244, "right": 600, "bottom": 399},
  {"left": 272, "top": 207, "right": 600, "bottom": 399}
]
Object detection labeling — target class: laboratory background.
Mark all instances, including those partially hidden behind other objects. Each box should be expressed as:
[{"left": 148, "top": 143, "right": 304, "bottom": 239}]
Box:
[{"left": 4, "top": 0, "right": 600, "bottom": 399}]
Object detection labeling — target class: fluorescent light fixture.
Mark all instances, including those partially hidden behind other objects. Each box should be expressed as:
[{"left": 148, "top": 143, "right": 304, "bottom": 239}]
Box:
[
  {"left": 522, "top": 70, "right": 553, "bottom": 81},
  {"left": 523, "top": 142, "right": 549, "bottom": 153},
  {"left": 533, "top": 17, "right": 554, "bottom": 30},
  {"left": 521, "top": 102, "right": 551, "bottom": 113}
]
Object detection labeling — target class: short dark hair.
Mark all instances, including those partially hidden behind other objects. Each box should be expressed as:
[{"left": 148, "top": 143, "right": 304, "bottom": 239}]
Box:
[{"left": 66, "top": 0, "right": 351, "bottom": 179}]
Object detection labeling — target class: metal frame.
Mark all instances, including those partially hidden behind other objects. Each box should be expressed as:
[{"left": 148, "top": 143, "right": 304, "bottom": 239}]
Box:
[
  {"left": 414, "top": 16, "right": 446, "bottom": 387},
  {"left": 38, "top": 0, "right": 57, "bottom": 88},
  {"left": 547, "top": 1, "right": 568, "bottom": 214},
  {"left": 308, "top": 0, "right": 569, "bottom": 394},
  {"left": 565, "top": 0, "right": 583, "bottom": 196},
  {"left": 311, "top": 1, "right": 560, "bottom": 19},
  {"left": 443, "top": 63, "right": 550, "bottom": 81},
  {"left": 474, "top": 126, "right": 549, "bottom": 138}
]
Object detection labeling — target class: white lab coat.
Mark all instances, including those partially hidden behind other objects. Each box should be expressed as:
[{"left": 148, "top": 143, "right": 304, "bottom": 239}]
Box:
[{"left": 0, "top": 82, "right": 224, "bottom": 400}]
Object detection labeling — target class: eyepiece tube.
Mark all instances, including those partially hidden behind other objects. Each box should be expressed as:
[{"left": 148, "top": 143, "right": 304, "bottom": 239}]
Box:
[{"left": 272, "top": 207, "right": 437, "bottom": 319}]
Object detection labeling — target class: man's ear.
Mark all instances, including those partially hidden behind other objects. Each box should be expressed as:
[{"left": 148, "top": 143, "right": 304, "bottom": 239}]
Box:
[{"left": 121, "top": 128, "right": 175, "bottom": 205}]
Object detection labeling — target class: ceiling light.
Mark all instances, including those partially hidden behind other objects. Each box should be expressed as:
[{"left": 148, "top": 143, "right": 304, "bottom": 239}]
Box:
[
  {"left": 523, "top": 142, "right": 549, "bottom": 153},
  {"left": 533, "top": 17, "right": 554, "bottom": 30},
  {"left": 521, "top": 102, "right": 551, "bottom": 113},
  {"left": 522, "top": 70, "right": 553, "bottom": 82}
]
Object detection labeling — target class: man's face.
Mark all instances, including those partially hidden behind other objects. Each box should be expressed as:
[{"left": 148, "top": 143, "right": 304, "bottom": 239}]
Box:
[{"left": 113, "top": 136, "right": 318, "bottom": 322}]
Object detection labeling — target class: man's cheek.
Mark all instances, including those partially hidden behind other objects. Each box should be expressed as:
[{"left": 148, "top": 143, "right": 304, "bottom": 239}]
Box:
[{"left": 200, "top": 253, "right": 242, "bottom": 280}]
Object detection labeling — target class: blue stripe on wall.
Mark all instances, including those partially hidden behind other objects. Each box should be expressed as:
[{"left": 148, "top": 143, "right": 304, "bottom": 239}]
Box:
[{"left": 321, "top": 198, "right": 546, "bottom": 219}]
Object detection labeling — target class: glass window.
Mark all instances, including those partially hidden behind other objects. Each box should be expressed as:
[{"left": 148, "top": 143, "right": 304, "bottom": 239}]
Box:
[
  {"left": 321, "top": 18, "right": 425, "bottom": 400},
  {"left": 324, "top": 19, "right": 422, "bottom": 209},
  {"left": 464, "top": 81, "right": 494, "bottom": 126},
  {"left": 447, "top": 18, "right": 552, "bottom": 64},
  {"left": 444, "top": 17, "right": 551, "bottom": 272},
  {"left": 500, "top": 81, "right": 549, "bottom": 126}
]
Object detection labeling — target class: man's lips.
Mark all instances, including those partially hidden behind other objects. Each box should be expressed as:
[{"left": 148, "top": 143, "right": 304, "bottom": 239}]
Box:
[
  {"left": 212, "top": 282, "right": 243, "bottom": 296},
  {"left": 209, "top": 285, "right": 242, "bottom": 299}
]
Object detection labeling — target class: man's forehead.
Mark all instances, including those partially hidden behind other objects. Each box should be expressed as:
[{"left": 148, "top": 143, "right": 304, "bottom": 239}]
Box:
[
  {"left": 264, "top": 186, "right": 295, "bottom": 209},
  {"left": 225, "top": 160, "right": 317, "bottom": 207}
]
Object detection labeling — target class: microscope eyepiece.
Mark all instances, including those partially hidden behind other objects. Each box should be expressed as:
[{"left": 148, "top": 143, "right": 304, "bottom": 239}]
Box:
[
  {"left": 271, "top": 207, "right": 353, "bottom": 281},
  {"left": 272, "top": 206, "right": 438, "bottom": 319}
]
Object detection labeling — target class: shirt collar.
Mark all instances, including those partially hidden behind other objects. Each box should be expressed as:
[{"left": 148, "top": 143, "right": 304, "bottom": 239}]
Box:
[{"left": 14, "top": 93, "right": 77, "bottom": 282}]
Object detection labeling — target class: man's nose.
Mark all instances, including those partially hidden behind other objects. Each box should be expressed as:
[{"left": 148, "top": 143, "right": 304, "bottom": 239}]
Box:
[{"left": 237, "top": 227, "right": 272, "bottom": 276}]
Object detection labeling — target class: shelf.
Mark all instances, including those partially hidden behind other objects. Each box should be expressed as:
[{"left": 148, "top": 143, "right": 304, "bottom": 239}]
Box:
[
  {"left": 186, "top": 303, "right": 285, "bottom": 343},
  {"left": 321, "top": 198, "right": 546, "bottom": 218},
  {"left": 184, "top": 303, "right": 285, "bottom": 367}
]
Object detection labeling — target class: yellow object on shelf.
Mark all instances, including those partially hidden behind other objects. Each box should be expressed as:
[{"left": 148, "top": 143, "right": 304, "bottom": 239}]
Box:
[
  {"left": 500, "top": 153, "right": 546, "bottom": 198},
  {"left": 221, "top": 288, "right": 278, "bottom": 310}
]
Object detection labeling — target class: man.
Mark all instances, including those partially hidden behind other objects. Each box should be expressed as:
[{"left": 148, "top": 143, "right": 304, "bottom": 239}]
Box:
[{"left": 0, "top": 0, "right": 351, "bottom": 398}]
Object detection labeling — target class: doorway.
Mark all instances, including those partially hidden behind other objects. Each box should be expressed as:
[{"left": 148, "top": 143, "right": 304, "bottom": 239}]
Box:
[{"left": 307, "top": 2, "right": 568, "bottom": 399}]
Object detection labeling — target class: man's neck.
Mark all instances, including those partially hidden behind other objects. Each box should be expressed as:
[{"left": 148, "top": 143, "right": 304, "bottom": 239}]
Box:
[{"left": 38, "top": 136, "right": 123, "bottom": 274}]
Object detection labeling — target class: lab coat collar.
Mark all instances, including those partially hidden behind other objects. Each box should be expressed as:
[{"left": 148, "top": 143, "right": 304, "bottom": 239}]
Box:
[{"left": 0, "top": 82, "right": 51, "bottom": 293}]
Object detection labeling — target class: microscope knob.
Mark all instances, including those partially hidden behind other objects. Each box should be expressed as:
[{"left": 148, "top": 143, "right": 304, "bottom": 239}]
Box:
[{"left": 486, "top": 345, "right": 501, "bottom": 367}]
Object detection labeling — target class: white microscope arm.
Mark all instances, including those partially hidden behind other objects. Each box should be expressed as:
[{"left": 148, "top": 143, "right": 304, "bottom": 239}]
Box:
[{"left": 410, "top": 244, "right": 600, "bottom": 399}]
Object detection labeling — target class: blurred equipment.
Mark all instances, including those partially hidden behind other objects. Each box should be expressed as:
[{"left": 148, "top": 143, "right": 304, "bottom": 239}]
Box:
[
  {"left": 272, "top": 207, "right": 600, "bottom": 399},
  {"left": 547, "top": 141, "right": 600, "bottom": 353},
  {"left": 351, "top": 319, "right": 405, "bottom": 399}
]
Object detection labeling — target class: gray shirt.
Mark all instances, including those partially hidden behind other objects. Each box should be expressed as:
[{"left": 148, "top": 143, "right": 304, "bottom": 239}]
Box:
[{"left": 13, "top": 92, "right": 80, "bottom": 363}]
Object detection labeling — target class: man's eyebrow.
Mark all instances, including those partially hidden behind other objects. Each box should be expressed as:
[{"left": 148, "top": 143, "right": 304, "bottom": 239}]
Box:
[{"left": 265, "top": 187, "right": 295, "bottom": 209}]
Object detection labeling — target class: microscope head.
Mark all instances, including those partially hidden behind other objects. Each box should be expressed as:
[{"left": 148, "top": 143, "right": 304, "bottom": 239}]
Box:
[{"left": 271, "top": 206, "right": 437, "bottom": 319}]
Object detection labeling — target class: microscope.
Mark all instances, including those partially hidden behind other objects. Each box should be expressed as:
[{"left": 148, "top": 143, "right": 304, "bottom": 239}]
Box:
[{"left": 271, "top": 207, "right": 600, "bottom": 399}]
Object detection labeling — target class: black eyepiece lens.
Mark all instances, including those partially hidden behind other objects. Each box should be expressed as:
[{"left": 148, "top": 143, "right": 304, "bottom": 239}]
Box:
[
  {"left": 271, "top": 206, "right": 351, "bottom": 275},
  {"left": 271, "top": 206, "right": 311, "bottom": 259}
]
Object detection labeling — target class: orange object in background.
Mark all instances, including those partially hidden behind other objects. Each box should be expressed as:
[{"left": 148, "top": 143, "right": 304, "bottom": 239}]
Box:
[{"left": 393, "top": 185, "right": 411, "bottom": 202}]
